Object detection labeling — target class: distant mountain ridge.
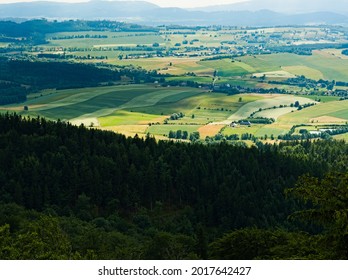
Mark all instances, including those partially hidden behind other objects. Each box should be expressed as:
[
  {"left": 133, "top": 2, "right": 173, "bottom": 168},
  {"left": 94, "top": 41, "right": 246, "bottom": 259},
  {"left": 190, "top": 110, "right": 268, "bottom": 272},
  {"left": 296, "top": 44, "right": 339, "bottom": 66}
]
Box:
[
  {"left": 192, "top": 0, "right": 348, "bottom": 15},
  {"left": 0, "top": 1, "right": 159, "bottom": 18},
  {"left": 0, "top": 0, "right": 347, "bottom": 26}
]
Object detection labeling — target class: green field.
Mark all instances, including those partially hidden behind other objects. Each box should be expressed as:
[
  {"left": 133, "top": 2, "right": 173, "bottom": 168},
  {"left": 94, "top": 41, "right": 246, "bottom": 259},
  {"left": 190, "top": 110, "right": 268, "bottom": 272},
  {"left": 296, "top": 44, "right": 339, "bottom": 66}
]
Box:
[
  {"left": 199, "top": 59, "right": 255, "bottom": 77},
  {"left": 303, "top": 95, "right": 341, "bottom": 103},
  {"left": 99, "top": 110, "right": 165, "bottom": 126},
  {"left": 42, "top": 31, "right": 348, "bottom": 84},
  {"left": 253, "top": 107, "right": 295, "bottom": 119},
  {"left": 333, "top": 132, "right": 348, "bottom": 141},
  {"left": 147, "top": 124, "right": 201, "bottom": 137},
  {"left": 278, "top": 100, "right": 348, "bottom": 125},
  {"left": 1, "top": 84, "right": 346, "bottom": 140},
  {"left": 45, "top": 31, "right": 164, "bottom": 48},
  {"left": 5, "top": 28, "right": 348, "bottom": 140},
  {"left": 223, "top": 124, "right": 289, "bottom": 138},
  {"left": 1, "top": 84, "right": 277, "bottom": 139},
  {"left": 106, "top": 51, "right": 348, "bottom": 86},
  {"left": 226, "top": 95, "right": 316, "bottom": 122},
  {"left": 0, "top": 84, "right": 204, "bottom": 121},
  {"left": 239, "top": 52, "right": 348, "bottom": 81}
]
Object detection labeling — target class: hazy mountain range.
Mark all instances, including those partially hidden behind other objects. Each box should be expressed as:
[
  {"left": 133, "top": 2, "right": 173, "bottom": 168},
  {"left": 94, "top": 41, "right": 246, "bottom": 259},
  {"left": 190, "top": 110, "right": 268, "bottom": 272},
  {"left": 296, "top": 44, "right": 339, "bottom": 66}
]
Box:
[
  {"left": 193, "top": 0, "right": 348, "bottom": 14},
  {"left": 0, "top": 0, "right": 347, "bottom": 26}
]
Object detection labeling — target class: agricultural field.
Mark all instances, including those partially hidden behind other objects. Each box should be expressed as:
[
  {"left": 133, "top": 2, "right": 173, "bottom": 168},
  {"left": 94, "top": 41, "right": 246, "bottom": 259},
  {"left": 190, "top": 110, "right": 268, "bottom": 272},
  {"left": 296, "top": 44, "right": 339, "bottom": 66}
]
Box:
[
  {"left": 2, "top": 80, "right": 346, "bottom": 141},
  {"left": 223, "top": 95, "right": 317, "bottom": 123},
  {"left": 45, "top": 31, "right": 165, "bottom": 48},
  {"left": 2, "top": 24, "right": 348, "bottom": 142},
  {"left": 278, "top": 100, "right": 348, "bottom": 125},
  {"left": 333, "top": 132, "right": 348, "bottom": 141},
  {"left": 239, "top": 52, "right": 348, "bottom": 81},
  {"left": 199, "top": 59, "right": 255, "bottom": 77},
  {"left": 0, "top": 84, "right": 203, "bottom": 120},
  {"left": 35, "top": 26, "right": 348, "bottom": 84},
  {"left": 303, "top": 95, "right": 341, "bottom": 103},
  {"left": 108, "top": 51, "right": 348, "bottom": 82},
  {"left": 147, "top": 124, "right": 201, "bottom": 137}
]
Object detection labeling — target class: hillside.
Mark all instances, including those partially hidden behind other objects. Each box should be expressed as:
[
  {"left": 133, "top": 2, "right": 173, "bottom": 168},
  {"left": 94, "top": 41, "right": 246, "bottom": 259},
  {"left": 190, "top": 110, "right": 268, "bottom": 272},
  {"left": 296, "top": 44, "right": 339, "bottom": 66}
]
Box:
[
  {"left": 0, "top": 114, "right": 347, "bottom": 259},
  {"left": 194, "top": 0, "right": 348, "bottom": 14},
  {"left": 0, "top": 1, "right": 347, "bottom": 26}
]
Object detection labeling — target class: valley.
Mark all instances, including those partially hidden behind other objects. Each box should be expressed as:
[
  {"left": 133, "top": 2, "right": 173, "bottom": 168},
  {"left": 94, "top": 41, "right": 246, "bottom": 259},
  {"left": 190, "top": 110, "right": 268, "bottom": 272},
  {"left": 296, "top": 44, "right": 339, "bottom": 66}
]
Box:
[
  {"left": 0, "top": 1, "right": 348, "bottom": 263},
  {"left": 1, "top": 22, "right": 348, "bottom": 143}
]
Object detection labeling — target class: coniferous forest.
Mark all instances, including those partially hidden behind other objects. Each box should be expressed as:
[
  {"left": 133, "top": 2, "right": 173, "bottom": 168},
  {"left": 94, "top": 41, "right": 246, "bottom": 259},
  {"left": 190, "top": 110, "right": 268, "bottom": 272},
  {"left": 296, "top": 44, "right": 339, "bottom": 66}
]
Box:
[
  {"left": 0, "top": 114, "right": 347, "bottom": 259},
  {"left": 0, "top": 58, "right": 164, "bottom": 105}
]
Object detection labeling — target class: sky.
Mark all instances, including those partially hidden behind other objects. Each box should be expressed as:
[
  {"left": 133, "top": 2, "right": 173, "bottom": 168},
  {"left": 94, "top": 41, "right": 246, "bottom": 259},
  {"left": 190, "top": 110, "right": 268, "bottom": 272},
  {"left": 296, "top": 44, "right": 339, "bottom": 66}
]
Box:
[{"left": 0, "top": 0, "right": 248, "bottom": 8}]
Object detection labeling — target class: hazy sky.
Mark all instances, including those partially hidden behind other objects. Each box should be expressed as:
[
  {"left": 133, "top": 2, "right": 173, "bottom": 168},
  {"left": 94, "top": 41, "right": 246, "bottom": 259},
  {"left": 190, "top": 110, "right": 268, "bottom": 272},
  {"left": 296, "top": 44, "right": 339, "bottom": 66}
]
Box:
[{"left": 0, "top": 0, "right": 248, "bottom": 8}]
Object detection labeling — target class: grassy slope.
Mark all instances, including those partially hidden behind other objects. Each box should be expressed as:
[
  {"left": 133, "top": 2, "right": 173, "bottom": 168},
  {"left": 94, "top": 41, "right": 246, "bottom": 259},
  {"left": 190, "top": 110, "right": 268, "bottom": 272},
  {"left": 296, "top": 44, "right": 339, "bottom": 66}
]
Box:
[
  {"left": 147, "top": 124, "right": 201, "bottom": 137},
  {"left": 226, "top": 95, "right": 316, "bottom": 121},
  {"left": 1, "top": 85, "right": 204, "bottom": 120},
  {"left": 240, "top": 52, "right": 348, "bottom": 81},
  {"left": 46, "top": 31, "right": 164, "bottom": 47},
  {"left": 198, "top": 59, "right": 255, "bottom": 77},
  {"left": 278, "top": 100, "right": 348, "bottom": 125}
]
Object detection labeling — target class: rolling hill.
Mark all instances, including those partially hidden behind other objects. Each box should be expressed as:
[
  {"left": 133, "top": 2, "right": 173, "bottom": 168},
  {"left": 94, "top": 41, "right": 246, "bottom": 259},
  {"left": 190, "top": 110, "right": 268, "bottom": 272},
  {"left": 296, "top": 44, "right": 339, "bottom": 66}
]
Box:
[
  {"left": 193, "top": 0, "right": 348, "bottom": 15},
  {"left": 0, "top": 0, "right": 347, "bottom": 26}
]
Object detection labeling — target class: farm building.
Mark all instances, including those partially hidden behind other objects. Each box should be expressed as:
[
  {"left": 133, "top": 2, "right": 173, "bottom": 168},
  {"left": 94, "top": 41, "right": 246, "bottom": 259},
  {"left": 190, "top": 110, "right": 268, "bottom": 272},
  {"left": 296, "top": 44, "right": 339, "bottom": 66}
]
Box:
[{"left": 239, "top": 120, "right": 251, "bottom": 126}]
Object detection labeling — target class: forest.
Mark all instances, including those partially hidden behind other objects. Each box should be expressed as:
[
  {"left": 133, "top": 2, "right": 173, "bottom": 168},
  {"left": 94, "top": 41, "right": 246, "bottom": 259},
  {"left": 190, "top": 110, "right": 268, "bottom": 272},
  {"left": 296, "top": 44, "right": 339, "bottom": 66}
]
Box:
[
  {"left": 0, "top": 58, "right": 163, "bottom": 105},
  {"left": 0, "top": 19, "right": 158, "bottom": 44},
  {"left": 0, "top": 113, "right": 347, "bottom": 259}
]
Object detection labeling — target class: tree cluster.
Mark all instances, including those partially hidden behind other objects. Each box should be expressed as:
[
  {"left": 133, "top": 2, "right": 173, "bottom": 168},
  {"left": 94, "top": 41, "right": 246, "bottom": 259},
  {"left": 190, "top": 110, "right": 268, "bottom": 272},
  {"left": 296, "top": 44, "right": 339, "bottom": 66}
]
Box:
[{"left": 0, "top": 58, "right": 164, "bottom": 104}]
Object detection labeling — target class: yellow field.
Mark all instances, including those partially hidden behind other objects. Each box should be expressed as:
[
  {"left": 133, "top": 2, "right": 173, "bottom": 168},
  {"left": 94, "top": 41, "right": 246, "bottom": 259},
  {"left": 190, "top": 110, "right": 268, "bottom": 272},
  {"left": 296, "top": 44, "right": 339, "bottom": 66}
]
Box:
[
  {"left": 278, "top": 101, "right": 348, "bottom": 125},
  {"left": 100, "top": 125, "right": 149, "bottom": 138},
  {"left": 282, "top": 66, "right": 324, "bottom": 80},
  {"left": 316, "top": 49, "right": 348, "bottom": 60},
  {"left": 98, "top": 110, "right": 167, "bottom": 126},
  {"left": 309, "top": 116, "right": 347, "bottom": 123},
  {"left": 110, "top": 57, "right": 212, "bottom": 76},
  {"left": 198, "top": 124, "right": 225, "bottom": 138},
  {"left": 333, "top": 133, "right": 348, "bottom": 141}
]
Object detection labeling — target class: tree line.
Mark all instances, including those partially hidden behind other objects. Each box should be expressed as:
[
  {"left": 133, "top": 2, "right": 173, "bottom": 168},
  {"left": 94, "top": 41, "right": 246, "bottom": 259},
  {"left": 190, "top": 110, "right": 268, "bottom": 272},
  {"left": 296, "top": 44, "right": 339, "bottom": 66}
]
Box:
[
  {"left": 0, "top": 114, "right": 347, "bottom": 259},
  {"left": 0, "top": 19, "right": 158, "bottom": 45},
  {"left": 0, "top": 58, "right": 164, "bottom": 105}
]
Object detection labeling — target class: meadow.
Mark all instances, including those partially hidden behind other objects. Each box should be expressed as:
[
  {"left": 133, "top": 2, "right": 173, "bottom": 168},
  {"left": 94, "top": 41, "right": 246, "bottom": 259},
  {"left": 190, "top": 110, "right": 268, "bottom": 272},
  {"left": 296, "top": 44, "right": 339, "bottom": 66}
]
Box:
[
  {"left": 45, "top": 31, "right": 164, "bottom": 48},
  {"left": 2, "top": 26, "right": 347, "bottom": 142},
  {"left": 239, "top": 52, "right": 348, "bottom": 81},
  {"left": 224, "top": 95, "right": 316, "bottom": 123},
  {"left": 105, "top": 50, "right": 348, "bottom": 89},
  {"left": 278, "top": 100, "right": 348, "bottom": 125},
  {"left": 36, "top": 26, "right": 348, "bottom": 84},
  {"left": 333, "top": 132, "right": 348, "bottom": 141},
  {"left": 1, "top": 80, "right": 346, "bottom": 140},
  {"left": 36, "top": 29, "right": 348, "bottom": 100}
]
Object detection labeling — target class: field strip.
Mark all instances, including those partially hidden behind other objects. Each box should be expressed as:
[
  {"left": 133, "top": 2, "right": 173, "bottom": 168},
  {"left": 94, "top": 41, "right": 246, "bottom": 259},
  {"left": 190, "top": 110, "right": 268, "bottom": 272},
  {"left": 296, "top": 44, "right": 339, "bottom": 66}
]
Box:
[
  {"left": 199, "top": 124, "right": 225, "bottom": 138},
  {"left": 214, "top": 95, "right": 316, "bottom": 124},
  {"left": 237, "top": 62, "right": 257, "bottom": 72},
  {"left": 117, "top": 89, "right": 192, "bottom": 109},
  {"left": 310, "top": 116, "right": 347, "bottom": 123},
  {"left": 29, "top": 87, "right": 124, "bottom": 111},
  {"left": 252, "top": 70, "right": 296, "bottom": 78},
  {"left": 69, "top": 117, "right": 100, "bottom": 127},
  {"left": 278, "top": 100, "right": 348, "bottom": 124},
  {"left": 70, "top": 88, "right": 200, "bottom": 122},
  {"left": 100, "top": 125, "right": 149, "bottom": 138},
  {"left": 253, "top": 107, "right": 295, "bottom": 120},
  {"left": 93, "top": 44, "right": 153, "bottom": 47},
  {"left": 282, "top": 66, "right": 324, "bottom": 80}
]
